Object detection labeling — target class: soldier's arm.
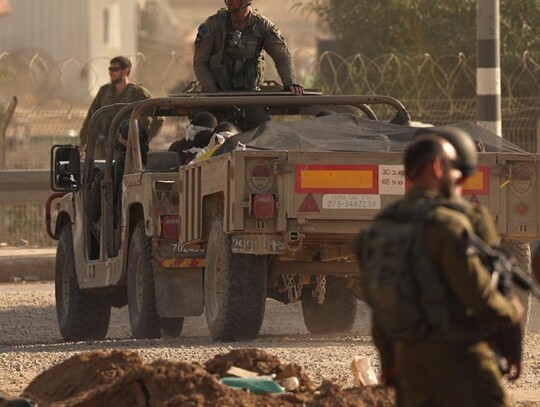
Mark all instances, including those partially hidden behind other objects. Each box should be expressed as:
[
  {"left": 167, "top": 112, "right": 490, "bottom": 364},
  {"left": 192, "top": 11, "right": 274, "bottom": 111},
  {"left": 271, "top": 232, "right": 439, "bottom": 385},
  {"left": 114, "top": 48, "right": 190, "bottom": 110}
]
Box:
[
  {"left": 193, "top": 21, "right": 219, "bottom": 92},
  {"left": 79, "top": 87, "right": 106, "bottom": 146},
  {"left": 429, "top": 215, "right": 520, "bottom": 327},
  {"left": 262, "top": 24, "right": 298, "bottom": 88},
  {"left": 471, "top": 204, "right": 499, "bottom": 246}
]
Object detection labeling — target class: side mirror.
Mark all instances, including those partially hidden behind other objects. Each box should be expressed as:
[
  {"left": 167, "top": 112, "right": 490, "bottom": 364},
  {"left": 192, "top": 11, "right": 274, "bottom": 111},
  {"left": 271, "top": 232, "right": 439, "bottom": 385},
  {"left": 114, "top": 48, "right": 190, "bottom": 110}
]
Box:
[{"left": 50, "top": 145, "right": 81, "bottom": 192}]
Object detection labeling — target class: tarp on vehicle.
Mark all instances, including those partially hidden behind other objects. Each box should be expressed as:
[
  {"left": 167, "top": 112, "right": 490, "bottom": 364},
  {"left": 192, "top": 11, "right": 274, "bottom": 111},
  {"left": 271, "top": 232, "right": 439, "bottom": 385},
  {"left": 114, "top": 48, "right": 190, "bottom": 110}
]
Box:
[{"left": 213, "top": 113, "right": 529, "bottom": 156}]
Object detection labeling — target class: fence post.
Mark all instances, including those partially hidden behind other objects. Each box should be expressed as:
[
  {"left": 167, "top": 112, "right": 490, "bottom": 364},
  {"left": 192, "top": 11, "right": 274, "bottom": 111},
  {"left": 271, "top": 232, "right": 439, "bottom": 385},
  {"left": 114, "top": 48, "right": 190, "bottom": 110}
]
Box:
[
  {"left": 0, "top": 96, "right": 18, "bottom": 244},
  {"left": 0, "top": 96, "right": 18, "bottom": 169},
  {"left": 476, "top": 0, "right": 502, "bottom": 137}
]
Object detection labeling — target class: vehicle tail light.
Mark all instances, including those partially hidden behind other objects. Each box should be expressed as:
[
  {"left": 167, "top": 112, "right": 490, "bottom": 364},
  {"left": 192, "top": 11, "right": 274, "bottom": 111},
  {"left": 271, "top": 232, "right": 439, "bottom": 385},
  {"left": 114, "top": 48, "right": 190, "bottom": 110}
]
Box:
[
  {"left": 251, "top": 193, "right": 276, "bottom": 219},
  {"left": 160, "top": 215, "right": 179, "bottom": 240}
]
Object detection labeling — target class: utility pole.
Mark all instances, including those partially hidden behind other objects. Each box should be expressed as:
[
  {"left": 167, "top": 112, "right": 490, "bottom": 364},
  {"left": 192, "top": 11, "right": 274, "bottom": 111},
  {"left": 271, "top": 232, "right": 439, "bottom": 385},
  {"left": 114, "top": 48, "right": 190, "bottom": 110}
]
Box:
[{"left": 476, "top": 0, "right": 501, "bottom": 137}]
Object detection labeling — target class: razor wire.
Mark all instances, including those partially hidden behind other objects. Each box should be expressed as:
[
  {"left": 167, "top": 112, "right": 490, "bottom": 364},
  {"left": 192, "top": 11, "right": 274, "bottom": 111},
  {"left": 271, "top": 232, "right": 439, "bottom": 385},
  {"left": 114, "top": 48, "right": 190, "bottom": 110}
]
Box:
[{"left": 2, "top": 50, "right": 540, "bottom": 245}]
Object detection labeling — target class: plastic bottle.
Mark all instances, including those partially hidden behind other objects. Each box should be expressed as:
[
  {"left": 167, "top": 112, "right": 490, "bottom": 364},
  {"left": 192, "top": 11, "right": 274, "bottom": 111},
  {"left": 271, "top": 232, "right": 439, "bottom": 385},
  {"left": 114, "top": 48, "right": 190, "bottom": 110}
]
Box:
[{"left": 351, "top": 355, "right": 379, "bottom": 386}]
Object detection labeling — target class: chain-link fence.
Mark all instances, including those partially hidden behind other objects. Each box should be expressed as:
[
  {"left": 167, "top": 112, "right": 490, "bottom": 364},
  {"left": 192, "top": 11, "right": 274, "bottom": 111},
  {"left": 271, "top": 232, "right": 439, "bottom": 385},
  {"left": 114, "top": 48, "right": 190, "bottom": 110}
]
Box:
[
  {"left": 1, "top": 50, "right": 540, "bottom": 246},
  {"left": 314, "top": 51, "right": 540, "bottom": 152}
]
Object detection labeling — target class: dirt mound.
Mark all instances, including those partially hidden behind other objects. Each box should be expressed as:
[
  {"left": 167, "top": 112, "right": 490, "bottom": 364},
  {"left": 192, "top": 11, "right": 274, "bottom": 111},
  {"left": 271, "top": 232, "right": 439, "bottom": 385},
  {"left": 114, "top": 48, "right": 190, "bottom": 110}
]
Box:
[{"left": 20, "top": 349, "right": 395, "bottom": 407}]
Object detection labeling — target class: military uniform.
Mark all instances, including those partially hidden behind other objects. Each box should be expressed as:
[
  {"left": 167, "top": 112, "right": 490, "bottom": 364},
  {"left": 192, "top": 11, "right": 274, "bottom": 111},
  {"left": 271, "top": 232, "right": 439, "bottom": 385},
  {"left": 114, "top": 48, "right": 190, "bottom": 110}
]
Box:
[
  {"left": 79, "top": 83, "right": 163, "bottom": 147},
  {"left": 346, "top": 195, "right": 499, "bottom": 303},
  {"left": 193, "top": 8, "right": 297, "bottom": 92},
  {"left": 367, "top": 187, "right": 521, "bottom": 407},
  {"left": 453, "top": 195, "right": 499, "bottom": 246},
  {"left": 531, "top": 243, "right": 540, "bottom": 284}
]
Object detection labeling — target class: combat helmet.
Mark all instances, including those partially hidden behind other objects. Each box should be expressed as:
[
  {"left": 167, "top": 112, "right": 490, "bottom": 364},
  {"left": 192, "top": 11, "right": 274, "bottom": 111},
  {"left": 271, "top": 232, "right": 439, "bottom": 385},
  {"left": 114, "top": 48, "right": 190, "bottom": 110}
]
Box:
[{"left": 414, "top": 126, "right": 480, "bottom": 178}]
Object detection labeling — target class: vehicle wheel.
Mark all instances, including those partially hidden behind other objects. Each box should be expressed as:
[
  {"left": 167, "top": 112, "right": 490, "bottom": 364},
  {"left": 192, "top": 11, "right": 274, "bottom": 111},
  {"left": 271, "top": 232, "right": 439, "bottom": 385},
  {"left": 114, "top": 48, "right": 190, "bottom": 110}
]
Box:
[
  {"left": 127, "top": 221, "right": 161, "bottom": 339},
  {"left": 55, "top": 224, "right": 111, "bottom": 341},
  {"left": 301, "top": 282, "right": 357, "bottom": 334},
  {"left": 204, "top": 215, "right": 267, "bottom": 341},
  {"left": 500, "top": 238, "right": 531, "bottom": 334},
  {"left": 161, "top": 317, "right": 184, "bottom": 338}
]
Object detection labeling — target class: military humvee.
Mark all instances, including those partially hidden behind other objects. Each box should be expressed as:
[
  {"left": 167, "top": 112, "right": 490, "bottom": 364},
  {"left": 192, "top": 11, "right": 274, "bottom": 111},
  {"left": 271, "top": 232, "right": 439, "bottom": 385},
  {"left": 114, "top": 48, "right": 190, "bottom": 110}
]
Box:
[{"left": 47, "top": 91, "right": 538, "bottom": 342}]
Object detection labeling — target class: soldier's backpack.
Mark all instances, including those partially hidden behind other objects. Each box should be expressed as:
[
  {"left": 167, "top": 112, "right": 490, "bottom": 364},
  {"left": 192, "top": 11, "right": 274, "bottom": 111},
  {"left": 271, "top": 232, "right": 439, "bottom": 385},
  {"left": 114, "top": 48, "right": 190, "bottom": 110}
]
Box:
[{"left": 356, "top": 199, "right": 455, "bottom": 342}]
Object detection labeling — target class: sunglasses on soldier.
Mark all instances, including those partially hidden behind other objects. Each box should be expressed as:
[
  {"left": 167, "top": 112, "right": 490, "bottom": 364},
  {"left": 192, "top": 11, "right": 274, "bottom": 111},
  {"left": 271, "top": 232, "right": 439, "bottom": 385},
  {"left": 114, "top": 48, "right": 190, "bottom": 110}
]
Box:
[
  {"left": 108, "top": 66, "right": 122, "bottom": 72},
  {"left": 446, "top": 158, "right": 462, "bottom": 170}
]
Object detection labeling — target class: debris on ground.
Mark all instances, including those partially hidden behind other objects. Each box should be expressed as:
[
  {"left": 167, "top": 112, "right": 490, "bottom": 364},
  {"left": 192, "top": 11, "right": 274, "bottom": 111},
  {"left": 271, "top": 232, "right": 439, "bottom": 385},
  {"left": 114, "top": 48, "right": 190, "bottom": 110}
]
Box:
[{"left": 19, "top": 349, "right": 396, "bottom": 406}]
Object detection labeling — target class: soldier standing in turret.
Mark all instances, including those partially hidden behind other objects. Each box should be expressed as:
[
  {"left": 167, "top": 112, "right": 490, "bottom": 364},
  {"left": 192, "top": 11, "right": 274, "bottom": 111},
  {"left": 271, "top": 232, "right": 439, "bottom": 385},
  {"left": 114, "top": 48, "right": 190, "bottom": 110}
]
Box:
[
  {"left": 193, "top": 1, "right": 303, "bottom": 130},
  {"left": 194, "top": 0, "right": 303, "bottom": 95}
]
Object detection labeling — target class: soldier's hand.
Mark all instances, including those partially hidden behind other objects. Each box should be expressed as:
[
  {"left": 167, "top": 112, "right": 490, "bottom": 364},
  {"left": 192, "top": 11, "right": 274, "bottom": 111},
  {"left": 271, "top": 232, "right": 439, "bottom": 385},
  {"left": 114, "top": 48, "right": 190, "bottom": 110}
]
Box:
[
  {"left": 284, "top": 83, "right": 304, "bottom": 96},
  {"left": 77, "top": 145, "right": 86, "bottom": 160},
  {"left": 506, "top": 361, "right": 521, "bottom": 381}
]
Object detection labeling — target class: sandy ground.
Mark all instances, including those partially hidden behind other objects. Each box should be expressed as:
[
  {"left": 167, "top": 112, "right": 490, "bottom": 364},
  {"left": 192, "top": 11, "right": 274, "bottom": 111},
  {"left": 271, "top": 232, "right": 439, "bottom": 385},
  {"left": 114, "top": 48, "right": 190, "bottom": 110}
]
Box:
[{"left": 0, "top": 282, "right": 538, "bottom": 405}]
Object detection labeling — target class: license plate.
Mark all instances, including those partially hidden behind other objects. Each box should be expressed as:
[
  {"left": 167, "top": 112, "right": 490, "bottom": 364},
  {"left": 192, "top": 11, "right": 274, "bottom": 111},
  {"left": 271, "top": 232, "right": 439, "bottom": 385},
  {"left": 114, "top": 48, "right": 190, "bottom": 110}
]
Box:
[
  {"left": 159, "top": 240, "right": 206, "bottom": 258},
  {"left": 231, "top": 234, "right": 286, "bottom": 254},
  {"left": 322, "top": 194, "right": 381, "bottom": 209}
]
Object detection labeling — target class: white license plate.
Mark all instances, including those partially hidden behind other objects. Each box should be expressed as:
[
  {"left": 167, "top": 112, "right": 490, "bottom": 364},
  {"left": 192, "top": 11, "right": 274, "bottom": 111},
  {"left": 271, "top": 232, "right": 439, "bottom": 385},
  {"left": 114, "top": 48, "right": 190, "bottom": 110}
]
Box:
[
  {"left": 231, "top": 234, "right": 286, "bottom": 254},
  {"left": 322, "top": 194, "right": 381, "bottom": 209}
]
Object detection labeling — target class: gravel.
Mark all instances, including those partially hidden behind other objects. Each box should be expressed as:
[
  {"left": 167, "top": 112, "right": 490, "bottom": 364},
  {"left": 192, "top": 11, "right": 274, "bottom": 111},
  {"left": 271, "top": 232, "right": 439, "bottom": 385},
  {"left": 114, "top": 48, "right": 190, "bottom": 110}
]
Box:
[{"left": 0, "top": 282, "right": 538, "bottom": 405}]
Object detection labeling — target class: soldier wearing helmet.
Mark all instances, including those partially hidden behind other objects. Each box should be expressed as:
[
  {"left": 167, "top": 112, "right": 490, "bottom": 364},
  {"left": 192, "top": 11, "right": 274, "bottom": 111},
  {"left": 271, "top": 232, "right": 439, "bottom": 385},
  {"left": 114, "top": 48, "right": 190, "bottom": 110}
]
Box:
[
  {"left": 193, "top": 0, "right": 303, "bottom": 95},
  {"left": 414, "top": 126, "right": 499, "bottom": 245},
  {"left": 360, "top": 134, "right": 523, "bottom": 407}
]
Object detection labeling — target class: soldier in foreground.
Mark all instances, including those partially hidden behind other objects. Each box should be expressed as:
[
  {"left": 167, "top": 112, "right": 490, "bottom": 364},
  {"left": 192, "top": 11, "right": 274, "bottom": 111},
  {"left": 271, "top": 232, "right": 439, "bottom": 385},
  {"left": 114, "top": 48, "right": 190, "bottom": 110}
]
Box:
[
  {"left": 415, "top": 127, "right": 500, "bottom": 246},
  {"left": 79, "top": 56, "right": 163, "bottom": 157},
  {"left": 357, "top": 136, "right": 523, "bottom": 406}
]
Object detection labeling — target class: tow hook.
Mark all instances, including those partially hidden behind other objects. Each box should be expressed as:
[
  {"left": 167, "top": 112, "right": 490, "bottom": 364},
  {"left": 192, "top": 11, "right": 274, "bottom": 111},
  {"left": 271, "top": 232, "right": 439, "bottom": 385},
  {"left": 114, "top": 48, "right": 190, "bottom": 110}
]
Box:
[{"left": 285, "top": 231, "right": 305, "bottom": 253}]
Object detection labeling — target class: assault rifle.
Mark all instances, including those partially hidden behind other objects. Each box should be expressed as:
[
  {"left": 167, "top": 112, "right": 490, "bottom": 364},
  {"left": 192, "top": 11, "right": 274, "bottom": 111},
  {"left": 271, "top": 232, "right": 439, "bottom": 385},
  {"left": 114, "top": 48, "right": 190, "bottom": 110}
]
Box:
[
  {"left": 469, "top": 233, "right": 539, "bottom": 374},
  {"left": 469, "top": 233, "right": 540, "bottom": 299}
]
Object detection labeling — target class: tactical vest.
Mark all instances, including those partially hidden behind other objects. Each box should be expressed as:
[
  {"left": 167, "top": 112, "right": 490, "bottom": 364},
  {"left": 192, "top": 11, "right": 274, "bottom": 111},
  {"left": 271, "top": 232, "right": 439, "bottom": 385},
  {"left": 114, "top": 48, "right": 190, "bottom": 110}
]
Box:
[
  {"left": 97, "top": 84, "right": 138, "bottom": 136},
  {"left": 101, "top": 83, "right": 136, "bottom": 105},
  {"left": 209, "top": 10, "right": 266, "bottom": 91},
  {"left": 357, "top": 199, "right": 470, "bottom": 342}
]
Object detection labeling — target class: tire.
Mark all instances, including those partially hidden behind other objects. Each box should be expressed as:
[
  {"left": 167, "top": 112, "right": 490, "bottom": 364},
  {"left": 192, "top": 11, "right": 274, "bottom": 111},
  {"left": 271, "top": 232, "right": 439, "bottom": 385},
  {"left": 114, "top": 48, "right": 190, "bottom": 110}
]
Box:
[
  {"left": 301, "top": 282, "right": 357, "bottom": 334},
  {"left": 127, "top": 221, "right": 161, "bottom": 339},
  {"left": 204, "top": 215, "right": 267, "bottom": 341},
  {"left": 55, "top": 224, "right": 111, "bottom": 341},
  {"left": 161, "top": 317, "right": 184, "bottom": 338},
  {"left": 500, "top": 238, "right": 532, "bottom": 334}
]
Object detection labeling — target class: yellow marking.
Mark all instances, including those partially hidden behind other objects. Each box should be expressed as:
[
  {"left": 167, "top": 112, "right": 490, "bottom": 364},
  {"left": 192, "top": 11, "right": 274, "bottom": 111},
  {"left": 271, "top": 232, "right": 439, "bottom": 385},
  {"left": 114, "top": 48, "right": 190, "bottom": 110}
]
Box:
[
  {"left": 301, "top": 170, "right": 373, "bottom": 189},
  {"left": 462, "top": 171, "right": 484, "bottom": 191},
  {"left": 499, "top": 179, "right": 511, "bottom": 189},
  {"left": 159, "top": 258, "right": 206, "bottom": 268}
]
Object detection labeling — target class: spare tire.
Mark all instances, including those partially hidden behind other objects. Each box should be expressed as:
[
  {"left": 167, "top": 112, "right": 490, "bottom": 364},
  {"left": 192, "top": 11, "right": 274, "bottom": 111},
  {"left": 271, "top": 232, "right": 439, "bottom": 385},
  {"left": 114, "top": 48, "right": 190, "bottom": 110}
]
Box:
[{"left": 301, "top": 282, "right": 357, "bottom": 334}]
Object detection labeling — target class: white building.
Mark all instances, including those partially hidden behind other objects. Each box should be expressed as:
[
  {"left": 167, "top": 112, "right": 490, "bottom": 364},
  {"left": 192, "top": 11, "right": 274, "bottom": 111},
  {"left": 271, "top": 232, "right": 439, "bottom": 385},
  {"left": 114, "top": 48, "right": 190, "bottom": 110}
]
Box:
[{"left": 0, "top": 0, "right": 139, "bottom": 101}]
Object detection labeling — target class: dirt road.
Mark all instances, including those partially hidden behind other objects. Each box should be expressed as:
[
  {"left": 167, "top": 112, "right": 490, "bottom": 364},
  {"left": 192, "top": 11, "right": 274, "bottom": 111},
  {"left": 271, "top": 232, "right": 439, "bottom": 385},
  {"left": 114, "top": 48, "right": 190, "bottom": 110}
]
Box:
[{"left": 0, "top": 282, "right": 538, "bottom": 405}]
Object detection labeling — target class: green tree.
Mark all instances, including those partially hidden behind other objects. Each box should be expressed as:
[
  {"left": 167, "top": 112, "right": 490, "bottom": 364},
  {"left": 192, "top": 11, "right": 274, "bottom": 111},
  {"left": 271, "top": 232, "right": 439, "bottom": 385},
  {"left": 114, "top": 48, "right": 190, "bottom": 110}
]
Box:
[{"left": 298, "top": 0, "right": 540, "bottom": 57}]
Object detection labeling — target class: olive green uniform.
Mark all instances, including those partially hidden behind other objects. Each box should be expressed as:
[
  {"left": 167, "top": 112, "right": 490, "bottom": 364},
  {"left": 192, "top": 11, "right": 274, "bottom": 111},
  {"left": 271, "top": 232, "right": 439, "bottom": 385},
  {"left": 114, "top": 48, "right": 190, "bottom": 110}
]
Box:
[
  {"left": 347, "top": 195, "right": 499, "bottom": 301},
  {"left": 79, "top": 83, "right": 163, "bottom": 146},
  {"left": 531, "top": 243, "right": 540, "bottom": 284},
  {"left": 193, "top": 8, "right": 297, "bottom": 92},
  {"left": 369, "top": 188, "right": 521, "bottom": 407},
  {"left": 452, "top": 195, "right": 499, "bottom": 246}
]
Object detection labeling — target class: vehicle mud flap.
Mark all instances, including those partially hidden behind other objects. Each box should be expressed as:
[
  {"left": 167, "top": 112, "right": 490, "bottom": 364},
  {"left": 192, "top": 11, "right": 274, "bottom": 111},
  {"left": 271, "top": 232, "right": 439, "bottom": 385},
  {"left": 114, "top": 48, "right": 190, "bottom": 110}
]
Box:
[{"left": 154, "top": 267, "right": 204, "bottom": 317}]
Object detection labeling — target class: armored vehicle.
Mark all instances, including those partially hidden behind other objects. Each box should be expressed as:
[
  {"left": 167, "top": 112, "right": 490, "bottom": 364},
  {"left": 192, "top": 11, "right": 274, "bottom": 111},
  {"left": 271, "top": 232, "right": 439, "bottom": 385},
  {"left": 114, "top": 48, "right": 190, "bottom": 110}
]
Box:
[{"left": 47, "top": 91, "right": 538, "bottom": 341}]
